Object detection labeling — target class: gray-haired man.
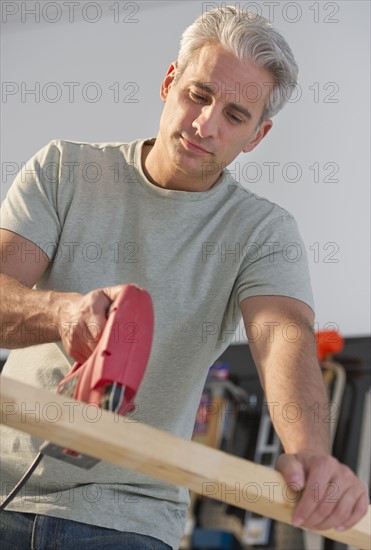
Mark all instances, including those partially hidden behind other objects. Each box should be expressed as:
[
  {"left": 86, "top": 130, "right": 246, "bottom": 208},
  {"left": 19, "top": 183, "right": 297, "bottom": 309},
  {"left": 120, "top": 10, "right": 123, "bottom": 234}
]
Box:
[{"left": 0, "top": 6, "right": 368, "bottom": 549}]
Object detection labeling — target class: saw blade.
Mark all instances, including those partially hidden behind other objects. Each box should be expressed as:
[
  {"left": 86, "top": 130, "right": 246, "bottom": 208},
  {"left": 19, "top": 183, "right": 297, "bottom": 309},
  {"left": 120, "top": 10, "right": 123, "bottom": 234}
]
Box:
[{"left": 101, "top": 383, "right": 126, "bottom": 413}]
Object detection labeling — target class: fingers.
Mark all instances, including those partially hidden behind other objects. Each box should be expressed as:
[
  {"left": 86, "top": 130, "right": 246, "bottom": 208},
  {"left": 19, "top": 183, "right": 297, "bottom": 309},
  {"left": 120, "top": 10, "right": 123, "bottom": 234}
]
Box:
[
  {"left": 291, "top": 454, "right": 340, "bottom": 528},
  {"left": 336, "top": 488, "right": 370, "bottom": 531},
  {"left": 59, "top": 285, "right": 126, "bottom": 362},
  {"left": 61, "top": 316, "right": 102, "bottom": 363},
  {"left": 277, "top": 452, "right": 370, "bottom": 532}
]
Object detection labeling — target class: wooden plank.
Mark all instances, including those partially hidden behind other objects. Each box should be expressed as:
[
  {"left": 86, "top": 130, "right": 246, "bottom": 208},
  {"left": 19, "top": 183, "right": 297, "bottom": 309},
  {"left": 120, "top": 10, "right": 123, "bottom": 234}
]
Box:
[{"left": 1, "top": 376, "right": 370, "bottom": 549}]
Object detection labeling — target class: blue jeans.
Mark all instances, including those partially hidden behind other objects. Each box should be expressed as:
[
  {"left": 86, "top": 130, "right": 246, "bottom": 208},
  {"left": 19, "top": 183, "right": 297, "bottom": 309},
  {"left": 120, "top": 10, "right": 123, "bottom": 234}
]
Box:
[{"left": 0, "top": 511, "right": 172, "bottom": 549}]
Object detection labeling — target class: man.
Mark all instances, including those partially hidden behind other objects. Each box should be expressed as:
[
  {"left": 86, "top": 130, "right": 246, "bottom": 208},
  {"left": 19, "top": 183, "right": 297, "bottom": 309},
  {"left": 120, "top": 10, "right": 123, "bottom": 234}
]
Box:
[{"left": 0, "top": 6, "right": 368, "bottom": 549}]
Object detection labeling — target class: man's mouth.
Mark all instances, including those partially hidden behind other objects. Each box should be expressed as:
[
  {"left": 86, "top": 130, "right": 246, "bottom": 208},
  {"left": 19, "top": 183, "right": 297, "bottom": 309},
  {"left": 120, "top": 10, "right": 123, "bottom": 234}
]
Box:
[{"left": 180, "top": 135, "right": 212, "bottom": 155}]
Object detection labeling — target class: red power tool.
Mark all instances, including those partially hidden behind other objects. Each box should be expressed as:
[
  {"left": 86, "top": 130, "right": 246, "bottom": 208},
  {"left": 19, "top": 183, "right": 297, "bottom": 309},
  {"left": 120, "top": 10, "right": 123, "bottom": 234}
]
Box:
[{"left": 40, "top": 284, "right": 154, "bottom": 469}]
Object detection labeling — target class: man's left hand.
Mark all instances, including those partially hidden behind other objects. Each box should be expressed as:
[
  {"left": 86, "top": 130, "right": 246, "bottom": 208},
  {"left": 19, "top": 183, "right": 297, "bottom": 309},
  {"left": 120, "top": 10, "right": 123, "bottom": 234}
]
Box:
[{"left": 276, "top": 453, "right": 369, "bottom": 532}]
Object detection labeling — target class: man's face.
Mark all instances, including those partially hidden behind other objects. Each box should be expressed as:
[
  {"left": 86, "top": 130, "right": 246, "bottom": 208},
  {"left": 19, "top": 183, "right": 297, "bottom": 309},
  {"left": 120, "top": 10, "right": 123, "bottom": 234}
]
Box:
[{"left": 157, "top": 43, "right": 274, "bottom": 188}]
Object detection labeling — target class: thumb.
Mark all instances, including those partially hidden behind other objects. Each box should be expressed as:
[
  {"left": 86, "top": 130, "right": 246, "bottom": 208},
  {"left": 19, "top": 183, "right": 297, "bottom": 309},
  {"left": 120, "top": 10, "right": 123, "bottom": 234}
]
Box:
[
  {"left": 101, "top": 284, "right": 128, "bottom": 304},
  {"left": 276, "top": 453, "right": 306, "bottom": 492}
]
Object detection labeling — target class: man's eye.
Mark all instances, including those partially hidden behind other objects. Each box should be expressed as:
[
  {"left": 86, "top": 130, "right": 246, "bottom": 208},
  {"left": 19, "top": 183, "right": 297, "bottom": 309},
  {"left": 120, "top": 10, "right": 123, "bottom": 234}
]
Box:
[
  {"left": 189, "top": 91, "right": 208, "bottom": 103},
  {"left": 227, "top": 112, "right": 244, "bottom": 124}
]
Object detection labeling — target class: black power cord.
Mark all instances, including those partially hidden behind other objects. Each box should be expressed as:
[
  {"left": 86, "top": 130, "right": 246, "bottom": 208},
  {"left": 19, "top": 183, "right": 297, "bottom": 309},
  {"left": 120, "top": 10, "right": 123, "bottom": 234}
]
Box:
[
  {"left": 1, "top": 383, "right": 126, "bottom": 510},
  {"left": 0, "top": 452, "right": 44, "bottom": 510}
]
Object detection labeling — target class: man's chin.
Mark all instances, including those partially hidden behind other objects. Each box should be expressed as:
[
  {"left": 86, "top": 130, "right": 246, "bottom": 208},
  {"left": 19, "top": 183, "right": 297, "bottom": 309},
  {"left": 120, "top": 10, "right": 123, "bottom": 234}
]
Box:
[{"left": 167, "top": 135, "right": 222, "bottom": 177}]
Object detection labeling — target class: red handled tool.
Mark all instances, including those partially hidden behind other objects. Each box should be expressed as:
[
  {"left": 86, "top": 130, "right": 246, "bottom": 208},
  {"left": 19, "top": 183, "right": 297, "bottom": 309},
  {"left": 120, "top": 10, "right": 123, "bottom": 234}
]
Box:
[
  {"left": 315, "top": 330, "right": 344, "bottom": 361},
  {"left": 40, "top": 284, "right": 154, "bottom": 468}
]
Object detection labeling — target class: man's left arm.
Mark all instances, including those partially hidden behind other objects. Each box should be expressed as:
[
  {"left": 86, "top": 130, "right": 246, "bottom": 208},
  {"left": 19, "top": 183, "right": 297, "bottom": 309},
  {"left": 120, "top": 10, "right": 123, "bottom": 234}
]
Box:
[{"left": 240, "top": 295, "right": 369, "bottom": 532}]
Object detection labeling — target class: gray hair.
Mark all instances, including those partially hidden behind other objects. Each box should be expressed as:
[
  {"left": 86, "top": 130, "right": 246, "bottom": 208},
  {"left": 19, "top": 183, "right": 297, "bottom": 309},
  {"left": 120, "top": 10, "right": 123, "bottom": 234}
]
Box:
[{"left": 176, "top": 5, "right": 298, "bottom": 123}]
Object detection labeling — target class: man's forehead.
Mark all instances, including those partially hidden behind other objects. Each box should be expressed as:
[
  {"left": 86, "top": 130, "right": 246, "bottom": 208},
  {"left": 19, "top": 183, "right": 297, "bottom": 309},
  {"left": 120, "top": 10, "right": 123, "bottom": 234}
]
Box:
[{"left": 180, "top": 44, "right": 273, "bottom": 91}]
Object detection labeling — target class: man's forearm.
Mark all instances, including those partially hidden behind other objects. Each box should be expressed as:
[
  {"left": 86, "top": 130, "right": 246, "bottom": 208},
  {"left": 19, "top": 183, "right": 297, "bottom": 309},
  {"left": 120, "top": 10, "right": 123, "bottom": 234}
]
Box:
[
  {"left": 261, "top": 326, "right": 331, "bottom": 455},
  {"left": 0, "top": 273, "right": 125, "bottom": 363},
  {"left": 0, "top": 273, "right": 66, "bottom": 348}
]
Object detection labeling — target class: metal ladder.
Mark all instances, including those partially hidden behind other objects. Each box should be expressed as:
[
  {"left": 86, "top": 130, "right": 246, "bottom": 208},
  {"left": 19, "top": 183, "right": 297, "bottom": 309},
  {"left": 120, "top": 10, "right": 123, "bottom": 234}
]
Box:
[{"left": 242, "top": 400, "right": 282, "bottom": 546}]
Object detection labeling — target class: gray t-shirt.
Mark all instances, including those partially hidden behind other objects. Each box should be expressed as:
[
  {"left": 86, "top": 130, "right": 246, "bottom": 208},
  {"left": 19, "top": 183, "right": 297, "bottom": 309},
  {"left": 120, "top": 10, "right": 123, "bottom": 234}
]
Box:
[{"left": 0, "top": 138, "right": 314, "bottom": 548}]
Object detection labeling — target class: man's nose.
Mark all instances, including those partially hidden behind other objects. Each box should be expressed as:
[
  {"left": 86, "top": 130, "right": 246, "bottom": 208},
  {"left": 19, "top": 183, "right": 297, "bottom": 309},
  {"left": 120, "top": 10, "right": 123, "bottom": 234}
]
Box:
[{"left": 192, "top": 105, "right": 219, "bottom": 139}]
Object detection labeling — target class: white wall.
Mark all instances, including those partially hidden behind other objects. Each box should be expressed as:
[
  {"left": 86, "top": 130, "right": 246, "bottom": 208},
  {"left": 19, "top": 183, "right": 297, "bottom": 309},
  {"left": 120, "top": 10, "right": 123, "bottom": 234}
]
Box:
[{"left": 1, "top": 0, "right": 370, "bottom": 338}]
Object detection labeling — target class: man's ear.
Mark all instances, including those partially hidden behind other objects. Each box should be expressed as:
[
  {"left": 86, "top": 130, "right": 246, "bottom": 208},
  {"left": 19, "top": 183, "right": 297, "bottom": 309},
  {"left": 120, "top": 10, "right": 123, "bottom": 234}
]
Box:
[
  {"left": 242, "top": 119, "right": 273, "bottom": 153},
  {"left": 160, "top": 61, "right": 178, "bottom": 101}
]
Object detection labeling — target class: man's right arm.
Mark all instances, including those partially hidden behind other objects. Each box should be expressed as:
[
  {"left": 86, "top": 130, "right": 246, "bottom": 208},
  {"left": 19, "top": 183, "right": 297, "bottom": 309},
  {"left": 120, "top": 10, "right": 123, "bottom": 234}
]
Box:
[{"left": 0, "top": 229, "right": 124, "bottom": 363}]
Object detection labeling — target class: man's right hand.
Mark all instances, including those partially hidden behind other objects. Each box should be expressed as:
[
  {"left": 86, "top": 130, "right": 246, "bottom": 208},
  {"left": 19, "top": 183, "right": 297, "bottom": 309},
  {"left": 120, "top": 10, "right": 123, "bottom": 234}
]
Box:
[{"left": 57, "top": 286, "right": 126, "bottom": 363}]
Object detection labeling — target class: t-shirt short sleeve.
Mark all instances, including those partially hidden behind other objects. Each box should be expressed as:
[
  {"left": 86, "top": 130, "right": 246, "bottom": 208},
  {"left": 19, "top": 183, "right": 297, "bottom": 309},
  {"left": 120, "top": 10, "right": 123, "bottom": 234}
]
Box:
[
  {"left": 1, "top": 140, "right": 62, "bottom": 259},
  {"left": 234, "top": 214, "right": 315, "bottom": 312}
]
